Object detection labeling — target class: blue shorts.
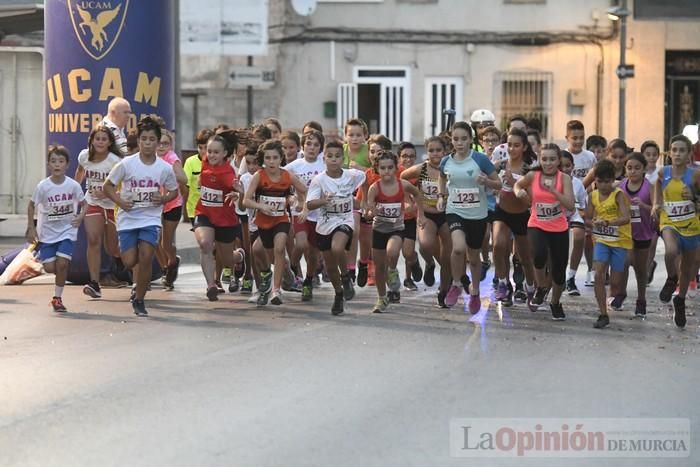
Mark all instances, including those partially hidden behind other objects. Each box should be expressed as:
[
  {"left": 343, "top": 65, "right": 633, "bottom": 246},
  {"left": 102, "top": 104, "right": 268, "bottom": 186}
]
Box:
[
  {"left": 593, "top": 243, "right": 628, "bottom": 272},
  {"left": 663, "top": 228, "right": 700, "bottom": 253},
  {"left": 38, "top": 239, "right": 74, "bottom": 263},
  {"left": 118, "top": 226, "right": 161, "bottom": 253}
]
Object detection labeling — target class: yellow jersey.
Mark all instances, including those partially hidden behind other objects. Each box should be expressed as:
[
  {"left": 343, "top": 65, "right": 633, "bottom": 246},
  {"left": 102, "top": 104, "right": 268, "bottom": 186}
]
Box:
[
  {"left": 659, "top": 166, "right": 700, "bottom": 237},
  {"left": 591, "top": 188, "right": 632, "bottom": 249}
]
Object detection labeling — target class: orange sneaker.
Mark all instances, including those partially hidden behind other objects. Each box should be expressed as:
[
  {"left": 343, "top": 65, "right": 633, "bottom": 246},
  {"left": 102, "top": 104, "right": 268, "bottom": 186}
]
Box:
[
  {"left": 367, "top": 260, "right": 376, "bottom": 286},
  {"left": 51, "top": 296, "right": 67, "bottom": 312}
]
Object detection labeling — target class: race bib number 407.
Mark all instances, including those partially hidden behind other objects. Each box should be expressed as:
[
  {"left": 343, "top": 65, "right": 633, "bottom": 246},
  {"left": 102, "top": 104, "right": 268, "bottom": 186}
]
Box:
[{"left": 259, "top": 195, "right": 286, "bottom": 216}]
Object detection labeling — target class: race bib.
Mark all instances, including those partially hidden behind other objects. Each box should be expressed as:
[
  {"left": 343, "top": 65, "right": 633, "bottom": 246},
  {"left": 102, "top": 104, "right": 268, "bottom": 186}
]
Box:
[
  {"left": 499, "top": 171, "right": 522, "bottom": 193},
  {"left": 259, "top": 195, "right": 286, "bottom": 216},
  {"left": 664, "top": 200, "right": 695, "bottom": 222},
  {"left": 535, "top": 202, "right": 562, "bottom": 221},
  {"left": 376, "top": 202, "right": 402, "bottom": 223},
  {"left": 200, "top": 186, "right": 224, "bottom": 207},
  {"left": 47, "top": 201, "right": 74, "bottom": 221},
  {"left": 87, "top": 177, "right": 105, "bottom": 193},
  {"left": 593, "top": 223, "right": 620, "bottom": 242},
  {"left": 326, "top": 196, "right": 353, "bottom": 215},
  {"left": 572, "top": 167, "right": 589, "bottom": 179},
  {"left": 131, "top": 186, "right": 159, "bottom": 208},
  {"left": 451, "top": 187, "right": 480, "bottom": 208},
  {"left": 630, "top": 205, "right": 641, "bottom": 223}
]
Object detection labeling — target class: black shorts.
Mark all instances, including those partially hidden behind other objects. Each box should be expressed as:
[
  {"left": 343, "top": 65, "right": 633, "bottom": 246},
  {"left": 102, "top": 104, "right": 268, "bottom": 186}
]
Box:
[
  {"left": 446, "top": 213, "right": 488, "bottom": 250},
  {"left": 634, "top": 239, "right": 652, "bottom": 250},
  {"left": 317, "top": 224, "right": 353, "bottom": 252},
  {"left": 493, "top": 206, "right": 530, "bottom": 237},
  {"left": 570, "top": 221, "right": 585, "bottom": 229},
  {"left": 238, "top": 213, "right": 249, "bottom": 224},
  {"left": 257, "top": 222, "right": 290, "bottom": 249},
  {"left": 424, "top": 211, "right": 446, "bottom": 229},
  {"left": 162, "top": 205, "right": 183, "bottom": 223},
  {"left": 250, "top": 230, "right": 259, "bottom": 244},
  {"left": 486, "top": 209, "right": 496, "bottom": 223},
  {"left": 194, "top": 215, "right": 241, "bottom": 244},
  {"left": 403, "top": 218, "right": 417, "bottom": 241},
  {"left": 372, "top": 229, "right": 403, "bottom": 250}
]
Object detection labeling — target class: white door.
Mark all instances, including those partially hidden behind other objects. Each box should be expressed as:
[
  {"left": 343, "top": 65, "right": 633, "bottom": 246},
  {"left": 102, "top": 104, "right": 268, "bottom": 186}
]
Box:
[
  {"left": 380, "top": 83, "right": 408, "bottom": 142},
  {"left": 424, "top": 77, "right": 463, "bottom": 139},
  {"left": 337, "top": 82, "right": 358, "bottom": 132},
  {"left": 353, "top": 66, "right": 411, "bottom": 142}
]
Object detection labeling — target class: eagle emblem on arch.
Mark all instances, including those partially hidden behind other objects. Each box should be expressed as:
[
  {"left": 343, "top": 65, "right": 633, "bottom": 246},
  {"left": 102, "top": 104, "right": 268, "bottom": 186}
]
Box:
[{"left": 68, "top": 1, "right": 129, "bottom": 60}]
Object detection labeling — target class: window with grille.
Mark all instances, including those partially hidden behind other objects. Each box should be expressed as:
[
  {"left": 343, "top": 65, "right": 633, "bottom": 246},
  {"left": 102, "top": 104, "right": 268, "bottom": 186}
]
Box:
[
  {"left": 424, "top": 77, "right": 463, "bottom": 139},
  {"left": 494, "top": 71, "right": 552, "bottom": 139}
]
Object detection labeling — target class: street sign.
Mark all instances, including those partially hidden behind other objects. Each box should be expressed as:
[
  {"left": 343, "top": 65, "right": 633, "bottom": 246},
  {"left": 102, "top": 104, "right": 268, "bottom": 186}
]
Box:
[
  {"left": 616, "top": 64, "right": 635, "bottom": 79},
  {"left": 228, "top": 66, "right": 275, "bottom": 89}
]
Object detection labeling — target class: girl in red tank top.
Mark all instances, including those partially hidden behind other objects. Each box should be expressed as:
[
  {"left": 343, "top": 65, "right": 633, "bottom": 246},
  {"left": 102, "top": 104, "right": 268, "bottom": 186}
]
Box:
[
  {"left": 243, "top": 140, "right": 309, "bottom": 306},
  {"left": 366, "top": 152, "right": 422, "bottom": 313},
  {"left": 514, "top": 144, "right": 575, "bottom": 320}
]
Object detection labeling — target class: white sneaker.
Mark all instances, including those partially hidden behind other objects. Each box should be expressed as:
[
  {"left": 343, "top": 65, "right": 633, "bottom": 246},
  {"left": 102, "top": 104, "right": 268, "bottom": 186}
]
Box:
[
  {"left": 247, "top": 292, "right": 260, "bottom": 303},
  {"left": 584, "top": 270, "right": 594, "bottom": 287}
]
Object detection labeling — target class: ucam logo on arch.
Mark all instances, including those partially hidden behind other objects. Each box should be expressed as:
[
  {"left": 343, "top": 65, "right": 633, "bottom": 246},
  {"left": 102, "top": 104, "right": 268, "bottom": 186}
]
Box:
[{"left": 68, "top": 0, "right": 129, "bottom": 61}]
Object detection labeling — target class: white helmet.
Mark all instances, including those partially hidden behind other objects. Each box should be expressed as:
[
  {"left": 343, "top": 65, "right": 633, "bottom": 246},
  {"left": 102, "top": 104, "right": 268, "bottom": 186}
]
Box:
[{"left": 470, "top": 109, "right": 496, "bottom": 124}]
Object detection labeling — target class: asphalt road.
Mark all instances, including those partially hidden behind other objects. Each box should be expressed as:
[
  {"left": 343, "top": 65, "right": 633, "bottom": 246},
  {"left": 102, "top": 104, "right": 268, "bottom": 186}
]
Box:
[{"left": 1, "top": 258, "right": 699, "bottom": 467}]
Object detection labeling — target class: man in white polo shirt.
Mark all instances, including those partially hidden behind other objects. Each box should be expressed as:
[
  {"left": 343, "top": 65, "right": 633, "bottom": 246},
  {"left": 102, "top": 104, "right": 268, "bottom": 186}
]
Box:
[{"left": 102, "top": 97, "right": 131, "bottom": 156}]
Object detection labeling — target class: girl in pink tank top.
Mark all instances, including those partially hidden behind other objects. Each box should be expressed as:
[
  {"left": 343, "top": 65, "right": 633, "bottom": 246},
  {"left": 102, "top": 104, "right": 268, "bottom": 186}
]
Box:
[{"left": 514, "top": 144, "right": 575, "bottom": 321}]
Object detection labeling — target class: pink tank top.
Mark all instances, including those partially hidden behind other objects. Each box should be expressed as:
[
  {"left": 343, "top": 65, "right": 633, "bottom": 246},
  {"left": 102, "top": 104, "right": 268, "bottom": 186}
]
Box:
[
  {"left": 528, "top": 171, "right": 568, "bottom": 232},
  {"left": 161, "top": 150, "right": 183, "bottom": 213}
]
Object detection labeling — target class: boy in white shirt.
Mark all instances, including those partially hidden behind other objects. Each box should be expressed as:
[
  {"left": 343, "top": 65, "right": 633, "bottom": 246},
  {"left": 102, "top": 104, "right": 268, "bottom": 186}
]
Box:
[
  {"left": 26, "top": 145, "right": 86, "bottom": 312},
  {"left": 103, "top": 116, "right": 179, "bottom": 316},
  {"left": 307, "top": 141, "right": 366, "bottom": 315}
]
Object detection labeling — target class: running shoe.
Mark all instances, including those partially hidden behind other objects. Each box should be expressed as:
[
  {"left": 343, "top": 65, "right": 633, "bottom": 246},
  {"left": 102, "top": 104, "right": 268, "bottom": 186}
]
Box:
[
  {"left": 387, "top": 268, "right": 401, "bottom": 293},
  {"left": 233, "top": 251, "right": 245, "bottom": 279},
  {"left": 647, "top": 260, "right": 657, "bottom": 285},
  {"left": 247, "top": 292, "right": 260, "bottom": 303},
  {"left": 312, "top": 275, "right": 322, "bottom": 288},
  {"left": 502, "top": 288, "right": 514, "bottom": 308},
  {"left": 689, "top": 278, "right": 697, "bottom": 299},
  {"left": 207, "top": 285, "right": 219, "bottom": 302},
  {"left": 495, "top": 281, "right": 509, "bottom": 302},
  {"left": 221, "top": 267, "right": 232, "bottom": 284},
  {"left": 403, "top": 278, "right": 418, "bottom": 291},
  {"left": 672, "top": 295, "right": 686, "bottom": 328},
  {"left": 512, "top": 258, "right": 524, "bottom": 285},
  {"left": 241, "top": 278, "right": 253, "bottom": 294},
  {"left": 372, "top": 296, "right": 389, "bottom": 313},
  {"left": 83, "top": 281, "right": 102, "bottom": 299},
  {"left": 166, "top": 255, "right": 181, "bottom": 285},
  {"left": 100, "top": 273, "right": 129, "bottom": 288},
  {"left": 271, "top": 290, "right": 283, "bottom": 305},
  {"left": 388, "top": 290, "right": 400, "bottom": 303},
  {"left": 635, "top": 299, "right": 647, "bottom": 318},
  {"left": 608, "top": 294, "right": 626, "bottom": 311},
  {"left": 528, "top": 287, "right": 547, "bottom": 312},
  {"left": 129, "top": 287, "right": 136, "bottom": 303},
  {"left": 259, "top": 271, "right": 273, "bottom": 295},
  {"left": 480, "top": 260, "right": 491, "bottom": 282},
  {"left": 410, "top": 261, "right": 423, "bottom": 282},
  {"left": 281, "top": 267, "right": 297, "bottom": 292},
  {"left": 593, "top": 314, "right": 609, "bottom": 329},
  {"left": 513, "top": 284, "right": 527, "bottom": 303},
  {"left": 228, "top": 278, "right": 240, "bottom": 293},
  {"left": 215, "top": 280, "right": 225, "bottom": 294},
  {"left": 331, "top": 291, "right": 344, "bottom": 315},
  {"left": 256, "top": 289, "right": 270, "bottom": 307},
  {"left": 566, "top": 277, "right": 580, "bottom": 296},
  {"left": 341, "top": 273, "right": 355, "bottom": 301},
  {"left": 51, "top": 296, "right": 67, "bottom": 313},
  {"left": 584, "top": 270, "right": 594, "bottom": 287},
  {"left": 445, "top": 284, "right": 462, "bottom": 307},
  {"left": 357, "top": 261, "right": 369, "bottom": 287},
  {"left": 468, "top": 294, "right": 481, "bottom": 314},
  {"left": 132, "top": 299, "right": 148, "bottom": 317},
  {"left": 550, "top": 302, "right": 566, "bottom": 321},
  {"left": 659, "top": 277, "right": 677, "bottom": 304},
  {"left": 423, "top": 261, "right": 436, "bottom": 287},
  {"left": 302, "top": 278, "right": 313, "bottom": 302}
]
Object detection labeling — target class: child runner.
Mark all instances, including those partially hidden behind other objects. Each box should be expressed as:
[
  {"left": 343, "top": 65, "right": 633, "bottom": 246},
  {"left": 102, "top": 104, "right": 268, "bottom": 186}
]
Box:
[
  {"left": 194, "top": 131, "right": 246, "bottom": 301},
  {"left": 183, "top": 128, "right": 214, "bottom": 225},
  {"left": 343, "top": 118, "right": 371, "bottom": 169},
  {"left": 281, "top": 130, "right": 302, "bottom": 166},
  {"left": 492, "top": 128, "right": 537, "bottom": 307},
  {"left": 307, "top": 141, "right": 366, "bottom": 315},
  {"left": 641, "top": 140, "right": 661, "bottom": 284},
  {"left": 480, "top": 126, "right": 502, "bottom": 281},
  {"left": 397, "top": 141, "right": 423, "bottom": 291},
  {"left": 438, "top": 121, "right": 501, "bottom": 312},
  {"left": 27, "top": 145, "right": 86, "bottom": 312},
  {"left": 156, "top": 129, "right": 187, "bottom": 290},
  {"left": 652, "top": 135, "right": 700, "bottom": 328},
  {"left": 103, "top": 116, "right": 179, "bottom": 316},
  {"left": 74, "top": 126, "right": 122, "bottom": 298},
  {"left": 366, "top": 152, "right": 422, "bottom": 312},
  {"left": 264, "top": 118, "right": 282, "bottom": 140},
  {"left": 619, "top": 152, "right": 654, "bottom": 317},
  {"left": 239, "top": 146, "right": 261, "bottom": 296},
  {"left": 401, "top": 136, "right": 453, "bottom": 306},
  {"left": 514, "top": 143, "right": 575, "bottom": 320},
  {"left": 586, "top": 135, "right": 608, "bottom": 162},
  {"left": 243, "top": 139, "right": 308, "bottom": 306},
  {"left": 585, "top": 160, "right": 632, "bottom": 329},
  {"left": 566, "top": 120, "right": 597, "bottom": 287},
  {"left": 560, "top": 150, "right": 588, "bottom": 297},
  {"left": 583, "top": 138, "right": 628, "bottom": 188},
  {"left": 285, "top": 130, "right": 326, "bottom": 301}
]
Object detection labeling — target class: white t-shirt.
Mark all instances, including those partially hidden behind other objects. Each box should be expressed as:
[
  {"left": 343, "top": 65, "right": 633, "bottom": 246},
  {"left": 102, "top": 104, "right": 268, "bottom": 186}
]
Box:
[
  {"left": 101, "top": 116, "right": 127, "bottom": 156},
  {"left": 307, "top": 169, "right": 365, "bottom": 235},
  {"left": 240, "top": 171, "right": 258, "bottom": 232},
  {"left": 32, "top": 176, "right": 85, "bottom": 243},
  {"left": 78, "top": 149, "right": 122, "bottom": 209},
  {"left": 107, "top": 153, "right": 178, "bottom": 231},
  {"left": 285, "top": 157, "right": 326, "bottom": 222},
  {"left": 568, "top": 176, "right": 587, "bottom": 224},
  {"left": 645, "top": 168, "right": 659, "bottom": 185},
  {"left": 571, "top": 149, "right": 596, "bottom": 180},
  {"left": 491, "top": 144, "right": 509, "bottom": 165}
]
